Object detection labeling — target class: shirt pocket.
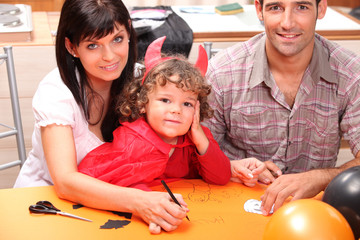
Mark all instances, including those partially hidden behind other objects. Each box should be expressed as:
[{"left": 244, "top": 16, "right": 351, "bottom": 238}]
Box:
[
  {"left": 228, "top": 106, "right": 288, "bottom": 153},
  {"left": 304, "top": 106, "right": 340, "bottom": 147}
]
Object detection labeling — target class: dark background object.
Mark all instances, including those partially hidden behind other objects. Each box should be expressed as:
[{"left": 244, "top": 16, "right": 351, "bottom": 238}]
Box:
[
  {"left": 132, "top": 6, "right": 193, "bottom": 61},
  {"left": 349, "top": 5, "right": 360, "bottom": 20}
]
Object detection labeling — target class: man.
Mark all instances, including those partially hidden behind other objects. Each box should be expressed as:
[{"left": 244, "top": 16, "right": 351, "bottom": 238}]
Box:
[{"left": 203, "top": 0, "right": 360, "bottom": 215}]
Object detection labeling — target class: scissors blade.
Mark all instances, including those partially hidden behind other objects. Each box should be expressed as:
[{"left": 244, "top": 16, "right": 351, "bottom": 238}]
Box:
[{"left": 57, "top": 211, "right": 92, "bottom": 222}]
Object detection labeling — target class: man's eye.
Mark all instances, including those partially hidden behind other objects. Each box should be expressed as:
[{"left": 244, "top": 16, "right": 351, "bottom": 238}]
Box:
[
  {"left": 269, "top": 6, "right": 281, "bottom": 11},
  {"left": 298, "top": 5, "right": 308, "bottom": 10}
]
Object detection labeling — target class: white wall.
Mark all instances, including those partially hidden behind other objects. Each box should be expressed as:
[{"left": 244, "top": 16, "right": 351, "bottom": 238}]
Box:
[{"left": 123, "top": 0, "right": 251, "bottom": 7}]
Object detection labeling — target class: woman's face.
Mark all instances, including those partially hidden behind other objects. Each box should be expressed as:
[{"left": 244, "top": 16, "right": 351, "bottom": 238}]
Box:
[{"left": 68, "top": 23, "right": 130, "bottom": 88}]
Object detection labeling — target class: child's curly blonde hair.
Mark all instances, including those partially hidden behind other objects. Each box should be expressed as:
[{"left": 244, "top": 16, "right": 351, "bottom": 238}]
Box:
[{"left": 117, "top": 55, "right": 214, "bottom": 123}]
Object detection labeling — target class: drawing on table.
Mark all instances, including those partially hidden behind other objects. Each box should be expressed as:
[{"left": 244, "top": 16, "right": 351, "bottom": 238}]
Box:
[
  {"left": 191, "top": 215, "right": 225, "bottom": 224},
  {"left": 185, "top": 181, "right": 244, "bottom": 203}
]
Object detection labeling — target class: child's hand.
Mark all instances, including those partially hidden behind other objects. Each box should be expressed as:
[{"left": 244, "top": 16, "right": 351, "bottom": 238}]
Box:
[
  {"left": 187, "top": 101, "right": 209, "bottom": 155},
  {"left": 230, "top": 158, "right": 266, "bottom": 187}
]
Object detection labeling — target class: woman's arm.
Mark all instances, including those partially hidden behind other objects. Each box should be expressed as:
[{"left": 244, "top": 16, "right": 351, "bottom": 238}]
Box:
[{"left": 41, "top": 124, "right": 188, "bottom": 234}]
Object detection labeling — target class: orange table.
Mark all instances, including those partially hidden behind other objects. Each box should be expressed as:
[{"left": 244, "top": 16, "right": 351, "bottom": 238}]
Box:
[{"left": 0, "top": 180, "right": 273, "bottom": 240}]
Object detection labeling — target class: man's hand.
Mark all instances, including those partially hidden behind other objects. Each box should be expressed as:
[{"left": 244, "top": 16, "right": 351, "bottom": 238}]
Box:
[{"left": 260, "top": 170, "right": 330, "bottom": 215}]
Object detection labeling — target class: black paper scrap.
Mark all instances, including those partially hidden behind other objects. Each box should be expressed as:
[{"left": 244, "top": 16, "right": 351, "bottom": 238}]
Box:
[
  {"left": 73, "top": 204, "right": 84, "bottom": 209},
  {"left": 110, "top": 211, "right": 133, "bottom": 219},
  {"left": 100, "top": 220, "right": 131, "bottom": 229},
  {"left": 72, "top": 204, "right": 132, "bottom": 220}
]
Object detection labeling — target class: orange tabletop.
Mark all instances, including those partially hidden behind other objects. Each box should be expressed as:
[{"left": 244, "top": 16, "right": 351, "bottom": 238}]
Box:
[{"left": 0, "top": 179, "right": 276, "bottom": 240}]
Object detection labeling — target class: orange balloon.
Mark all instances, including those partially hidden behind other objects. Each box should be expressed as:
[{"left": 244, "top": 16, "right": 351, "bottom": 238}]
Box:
[{"left": 263, "top": 199, "right": 354, "bottom": 240}]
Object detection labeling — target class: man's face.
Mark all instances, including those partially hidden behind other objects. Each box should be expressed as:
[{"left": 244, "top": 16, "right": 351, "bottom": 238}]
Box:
[{"left": 255, "top": 0, "right": 326, "bottom": 58}]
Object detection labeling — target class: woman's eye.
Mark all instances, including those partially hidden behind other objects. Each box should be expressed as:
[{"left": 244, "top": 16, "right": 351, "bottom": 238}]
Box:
[
  {"left": 114, "top": 36, "right": 123, "bottom": 43},
  {"left": 87, "top": 43, "right": 97, "bottom": 50}
]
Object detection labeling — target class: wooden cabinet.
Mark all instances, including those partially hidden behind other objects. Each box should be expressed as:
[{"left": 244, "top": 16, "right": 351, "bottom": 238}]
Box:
[
  {"left": 327, "top": 0, "right": 360, "bottom": 8},
  {"left": 0, "top": 0, "right": 63, "bottom": 11}
]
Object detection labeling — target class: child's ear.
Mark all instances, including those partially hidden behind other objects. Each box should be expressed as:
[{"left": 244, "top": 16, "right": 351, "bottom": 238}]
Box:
[{"left": 140, "top": 107, "right": 146, "bottom": 114}]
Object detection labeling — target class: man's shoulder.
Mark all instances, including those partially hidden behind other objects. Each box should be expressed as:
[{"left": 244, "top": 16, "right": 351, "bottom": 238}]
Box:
[
  {"left": 315, "top": 34, "right": 360, "bottom": 69},
  {"left": 315, "top": 34, "right": 360, "bottom": 92},
  {"left": 208, "top": 33, "right": 265, "bottom": 69}
]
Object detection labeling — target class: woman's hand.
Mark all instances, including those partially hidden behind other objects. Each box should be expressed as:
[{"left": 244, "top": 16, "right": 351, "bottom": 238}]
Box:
[
  {"left": 230, "top": 158, "right": 266, "bottom": 187},
  {"left": 134, "top": 191, "right": 189, "bottom": 234}
]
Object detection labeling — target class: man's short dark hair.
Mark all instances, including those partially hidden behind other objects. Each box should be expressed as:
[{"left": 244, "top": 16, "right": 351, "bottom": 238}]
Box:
[{"left": 258, "top": 0, "right": 321, "bottom": 7}]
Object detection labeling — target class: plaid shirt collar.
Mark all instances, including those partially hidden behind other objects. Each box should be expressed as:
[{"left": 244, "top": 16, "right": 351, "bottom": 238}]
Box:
[{"left": 249, "top": 33, "right": 338, "bottom": 90}]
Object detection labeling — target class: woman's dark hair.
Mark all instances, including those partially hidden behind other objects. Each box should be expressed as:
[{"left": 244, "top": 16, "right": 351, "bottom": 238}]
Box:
[{"left": 56, "top": 0, "right": 137, "bottom": 142}]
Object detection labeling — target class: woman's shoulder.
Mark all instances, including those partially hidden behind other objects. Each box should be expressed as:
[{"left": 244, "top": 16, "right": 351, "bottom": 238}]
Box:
[
  {"left": 34, "top": 68, "right": 73, "bottom": 101},
  {"left": 32, "top": 68, "right": 83, "bottom": 128},
  {"left": 38, "top": 68, "right": 67, "bottom": 90}
]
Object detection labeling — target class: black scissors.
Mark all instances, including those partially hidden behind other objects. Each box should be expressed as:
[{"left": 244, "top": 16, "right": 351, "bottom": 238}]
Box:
[{"left": 29, "top": 200, "right": 92, "bottom": 222}]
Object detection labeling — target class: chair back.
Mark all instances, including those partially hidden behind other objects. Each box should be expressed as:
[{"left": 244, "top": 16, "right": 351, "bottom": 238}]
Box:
[{"left": 0, "top": 46, "right": 26, "bottom": 170}]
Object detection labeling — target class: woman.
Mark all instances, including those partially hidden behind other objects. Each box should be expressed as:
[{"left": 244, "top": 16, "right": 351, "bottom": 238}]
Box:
[{"left": 14, "top": 0, "right": 187, "bottom": 234}]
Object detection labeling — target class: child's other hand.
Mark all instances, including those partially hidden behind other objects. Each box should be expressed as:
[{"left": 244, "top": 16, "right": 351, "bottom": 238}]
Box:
[
  {"left": 230, "top": 158, "right": 266, "bottom": 187},
  {"left": 187, "top": 101, "right": 209, "bottom": 155}
]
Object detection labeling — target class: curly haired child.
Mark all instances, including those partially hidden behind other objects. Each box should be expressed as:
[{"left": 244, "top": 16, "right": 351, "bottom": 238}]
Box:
[{"left": 78, "top": 36, "right": 231, "bottom": 190}]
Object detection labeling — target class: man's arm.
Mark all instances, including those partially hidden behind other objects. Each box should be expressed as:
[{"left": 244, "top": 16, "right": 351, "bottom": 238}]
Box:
[
  {"left": 338, "top": 150, "right": 360, "bottom": 169},
  {"left": 260, "top": 152, "right": 360, "bottom": 215}
]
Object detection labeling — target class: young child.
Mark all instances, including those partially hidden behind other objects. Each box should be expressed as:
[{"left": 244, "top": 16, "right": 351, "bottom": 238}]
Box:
[{"left": 78, "top": 36, "right": 231, "bottom": 190}]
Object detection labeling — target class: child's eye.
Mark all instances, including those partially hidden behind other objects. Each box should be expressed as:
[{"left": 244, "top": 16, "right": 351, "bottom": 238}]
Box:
[
  {"left": 160, "top": 98, "right": 170, "bottom": 103},
  {"left": 184, "top": 102, "right": 194, "bottom": 107}
]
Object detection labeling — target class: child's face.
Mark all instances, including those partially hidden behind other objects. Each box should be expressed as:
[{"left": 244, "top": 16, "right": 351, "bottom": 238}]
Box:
[{"left": 144, "top": 79, "right": 198, "bottom": 144}]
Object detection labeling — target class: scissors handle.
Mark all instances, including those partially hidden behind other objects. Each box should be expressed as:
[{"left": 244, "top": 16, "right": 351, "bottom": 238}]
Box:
[
  {"left": 36, "top": 200, "right": 60, "bottom": 211},
  {"left": 29, "top": 201, "right": 92, "bottom": 222},
  {"left": 29, "top": 204, "right": 58, "bottom": 214}
]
